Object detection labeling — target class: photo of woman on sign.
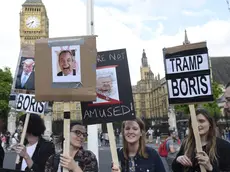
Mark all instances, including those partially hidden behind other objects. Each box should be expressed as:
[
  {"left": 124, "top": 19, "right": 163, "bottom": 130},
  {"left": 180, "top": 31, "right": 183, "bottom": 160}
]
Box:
[{"left": 94, "top": 66, "right": 120, "bottom": 104}]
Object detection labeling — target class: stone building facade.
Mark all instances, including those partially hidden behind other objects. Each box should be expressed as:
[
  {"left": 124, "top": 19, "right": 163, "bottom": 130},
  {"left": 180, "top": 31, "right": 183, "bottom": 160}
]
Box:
[{"left": 132, "top": 50, "right": 168, "bottom": 119}]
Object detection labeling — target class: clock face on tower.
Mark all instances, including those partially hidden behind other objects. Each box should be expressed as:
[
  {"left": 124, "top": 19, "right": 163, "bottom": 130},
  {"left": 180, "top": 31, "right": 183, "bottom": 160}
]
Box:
[{"left": 25, "top": 16, "right": 41, "bottom": 30}]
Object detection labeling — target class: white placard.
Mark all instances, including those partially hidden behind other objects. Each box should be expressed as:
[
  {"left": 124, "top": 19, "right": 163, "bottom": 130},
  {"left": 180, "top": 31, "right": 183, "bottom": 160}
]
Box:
[
  {"left": 168, "top": 75, "right": 211, "bottom": 98},
  {"left": 165, "top": 53, "right": 209, "bottom": 74},
  {"left": 16, "top": 94, "right": 46, "bottom": 115}
]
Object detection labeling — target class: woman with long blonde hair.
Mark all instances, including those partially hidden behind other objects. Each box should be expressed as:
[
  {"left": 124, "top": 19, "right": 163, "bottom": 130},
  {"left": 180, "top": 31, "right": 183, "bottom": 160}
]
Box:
[
  {"left": 112, "top": 117, "right": 165, "bottom": 172},
  {"left": 172, "top": 108, "right": 230, "bottom": 172}
]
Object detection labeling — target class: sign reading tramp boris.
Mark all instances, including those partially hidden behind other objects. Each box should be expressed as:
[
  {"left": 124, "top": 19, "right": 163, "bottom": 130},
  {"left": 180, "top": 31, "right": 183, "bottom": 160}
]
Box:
[
  {"left": 164, "top": 42, "right": 213, "bottom": 104},
  {"left": 16, "top": 94, "right": 47, "bottom": 115},
  {"left": 81, "top": 49, "right": 136, "bottom": 125}
]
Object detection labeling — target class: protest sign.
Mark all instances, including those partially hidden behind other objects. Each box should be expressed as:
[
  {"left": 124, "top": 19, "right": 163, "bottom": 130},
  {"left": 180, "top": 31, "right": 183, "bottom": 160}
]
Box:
[
  {"left": 163, "top": 41, "right": 213, "bottom": 172},
  {"left": 35, "top": 35, "right": 97, "bottom": 101},
  {"left": 164, "top": 41, "right": 213, "bottom": 104},
  {"left": 81, "top": 49, "right": 135, "bottom": 125},
  {"left": 16, "top": 93, "right": 47, "bottom": 115}
]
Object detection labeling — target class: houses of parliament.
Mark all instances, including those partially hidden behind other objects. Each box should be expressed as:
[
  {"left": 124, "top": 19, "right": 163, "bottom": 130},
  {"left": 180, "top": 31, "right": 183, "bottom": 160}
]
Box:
[{"left": 17, "top": 0, "right": 170, "bottom": 122}]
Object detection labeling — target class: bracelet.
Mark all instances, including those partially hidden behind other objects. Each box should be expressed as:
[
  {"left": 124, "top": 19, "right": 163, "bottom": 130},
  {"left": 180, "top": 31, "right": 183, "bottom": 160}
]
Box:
[{"left": 23, "top": 155, "right": 30, "bottom": 160}]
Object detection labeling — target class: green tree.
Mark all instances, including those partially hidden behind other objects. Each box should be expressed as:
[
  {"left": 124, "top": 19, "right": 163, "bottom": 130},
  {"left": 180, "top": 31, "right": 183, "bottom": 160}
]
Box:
[
  {"left": 203, "top": 81, "right": 223, "bottom": 118},
  {"left": 174, "top": 81, "right": 223, "bottom": 118},
  {"left": 174, "top": 104, "right": 190, "bottom": 115},
  {"left": 0, "top": 67, "right": 13, "bottom": 122}
]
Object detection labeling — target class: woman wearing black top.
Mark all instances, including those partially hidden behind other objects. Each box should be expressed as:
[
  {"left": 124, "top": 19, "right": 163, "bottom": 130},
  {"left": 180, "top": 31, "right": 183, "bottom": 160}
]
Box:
[
  {"left": 172, "top": 109, "right": 230, "bottom": 172},
  {"left": 112, "top": 117, "right": 165, "bottom": 172},
  {"left": 15, "top": 113, "right": 55, "bottom": 172}
]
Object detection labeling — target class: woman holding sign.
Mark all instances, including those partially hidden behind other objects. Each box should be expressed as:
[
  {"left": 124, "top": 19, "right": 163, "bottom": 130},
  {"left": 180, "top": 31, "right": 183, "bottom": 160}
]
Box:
[
  {"left": 172, "top": 109, "right": 230, "bottom": 172},
  {"left": 112, "top": 117, "right": 165, "bottom": 172},
  {"left": 15, "top": 113, "right": 55, "bottom": 172},
  {"left": 44, "top": 122, "right": 98, "bottom": 172}
]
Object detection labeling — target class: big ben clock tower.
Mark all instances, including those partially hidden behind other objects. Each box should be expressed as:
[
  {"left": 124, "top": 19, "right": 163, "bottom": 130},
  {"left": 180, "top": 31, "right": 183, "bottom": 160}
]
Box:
[{"left": 20, "top": 0, "right": 49, "bottom": 46}]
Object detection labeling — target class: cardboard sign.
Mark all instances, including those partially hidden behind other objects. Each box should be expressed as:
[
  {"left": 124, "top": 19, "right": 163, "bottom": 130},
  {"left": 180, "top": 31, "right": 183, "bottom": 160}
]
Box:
[
  {"left": 163, "top": 42, "right": 213, "bottom": 104},
  {"left": 13, "top": 45, "right": 35, "bottom": 92},
  {"left": 16, "top": 94, "right": 47, "bottom": 115},
  {"left": 81, "top": 49, "right": 136, "bottom": 125},
  {"left": 35, "top": 35, "right": 97, "bottom": 101}
]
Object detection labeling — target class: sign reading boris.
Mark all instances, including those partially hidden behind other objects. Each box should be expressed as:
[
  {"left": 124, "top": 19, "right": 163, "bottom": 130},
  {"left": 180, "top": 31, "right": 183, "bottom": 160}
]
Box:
[
  {"left": 16, "top": 94, "right": 47, "bottom": 115},
  {"left": 81, "top": 49, "right": 136, "bottom": 125},
  {"left": 164, "top": 42, "right": 214, "bottom": 104}
]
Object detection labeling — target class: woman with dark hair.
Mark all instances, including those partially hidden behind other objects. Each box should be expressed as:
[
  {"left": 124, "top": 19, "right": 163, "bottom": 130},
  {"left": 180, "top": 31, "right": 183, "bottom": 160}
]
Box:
[
  {"left": 172, "top": 108, "right": 230, "bottom": 172},
  {"left": 112, "top": 117, "right": 165, "bottom": 172},
  {"left": 15, "top": 113, "right": 55, "bottom": 172},
  {"left": 45, "top": 121, "right": 98, "bottom": 172}
]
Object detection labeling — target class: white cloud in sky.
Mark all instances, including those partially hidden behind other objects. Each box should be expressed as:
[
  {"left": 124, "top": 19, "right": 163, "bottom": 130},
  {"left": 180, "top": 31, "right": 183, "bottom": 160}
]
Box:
[
  {"left": 0, "top": 0, "right": 230, "bottom": 86},
  {"left": 182, "top": 9, "right": 216, "bottom": 17}
]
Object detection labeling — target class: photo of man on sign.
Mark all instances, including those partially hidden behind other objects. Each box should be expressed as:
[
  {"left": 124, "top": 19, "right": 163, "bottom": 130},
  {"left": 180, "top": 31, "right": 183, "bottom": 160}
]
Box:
[
  {"left": 15, "top": 57, "right": 35, "bottom": 90},
  {"left": 52, "top": 45, "right": 81, "bottom": 83},
  {"left": 57, "top": 50, "right": 76, "bottom": 76},
  {"left": 95, "top": 66, "right": 120, "bottom": 104}
]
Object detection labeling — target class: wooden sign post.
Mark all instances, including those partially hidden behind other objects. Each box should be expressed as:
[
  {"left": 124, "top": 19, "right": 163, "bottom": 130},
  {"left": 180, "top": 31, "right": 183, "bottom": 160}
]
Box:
[
  {"left": 63, "top": 102, "right": 70, "bottom": 172},
  {"left": 163, "top": 42, "right": 214, "bottom": 172},
  {"left": 16, "top": 113, "right": 30, "bottom": 164},
  {"left": 189, "top": 105, "right": 206, "bottom": 171},
  {"left": 107, "top": 123, "right": 119, "bottom": 166}
]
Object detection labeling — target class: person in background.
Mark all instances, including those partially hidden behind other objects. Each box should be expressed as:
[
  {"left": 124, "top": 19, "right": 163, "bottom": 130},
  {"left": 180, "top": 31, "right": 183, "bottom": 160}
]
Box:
[
  {"left": 155, "top": 128, "right": 161, "bottom": 145},
  {"left": 45, "top": 122, "right": 98, "bottom": 172},
  {"left": 172, "top": 108, "right": 230, "bottom": 172},
  {"left": 224, "top": 82, "right": 230, "bottom": 141},
  {"left": 115, "top": 128, "right": 120, "bottom": 145},
  {"left": 112, "top": 117, "right": 166, "bottom": 172},
  {"left": 164, "top": 130, "right": 181, "bottom": 172},
  {"left": 147, "top": 127, "right": 154, "bottom": 143},
  {"left": 104, "top": 132, "right": 109, "bottom": 146},
  {"left": 11, "top": 131, "right": 19, "bottom": 150},
  {"left": 15, "top": 113, "right": 55, "bottom": 172},
  {"left": 0, "top": 120, "right": 5, "bottom": 168}
]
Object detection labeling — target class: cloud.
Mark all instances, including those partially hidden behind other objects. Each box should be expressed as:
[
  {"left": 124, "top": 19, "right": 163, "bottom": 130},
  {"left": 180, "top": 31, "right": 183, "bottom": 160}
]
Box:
[
  {"left": 0, "top": 0, "right": 229, "bottom": 86},
  {"left": 182, "top": 9, "right": 216, "bottom": 17}
]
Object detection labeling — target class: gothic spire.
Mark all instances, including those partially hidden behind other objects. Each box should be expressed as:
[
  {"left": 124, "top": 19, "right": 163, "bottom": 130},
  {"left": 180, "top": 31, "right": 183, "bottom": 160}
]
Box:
[
  {"left": 183, "top": 30, "right": 190, "bottom": 45},
  {"left": 141, "top": 49, "right": 148, "bottom": 67}
]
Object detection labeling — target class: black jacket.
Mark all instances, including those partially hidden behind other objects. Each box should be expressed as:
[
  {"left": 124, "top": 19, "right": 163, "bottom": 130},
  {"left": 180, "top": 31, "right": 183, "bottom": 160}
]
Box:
[
  {"left": 57, "top": 69, "right": 76, "bottom": 76},
  {"left": 172, "top": 137, "right": 230, "bottom": 172},
  {"left": 15, "top": 138, "right": 55, "bottom": 172},
  {"left": 117, "top": 146, "right": 166, "bottom": 172},
  {"left": 15, "top": 71, "right": 35, "bottom": 90},
  {"left": 0, "top": 144, "right": 4, "bottom": 168}
]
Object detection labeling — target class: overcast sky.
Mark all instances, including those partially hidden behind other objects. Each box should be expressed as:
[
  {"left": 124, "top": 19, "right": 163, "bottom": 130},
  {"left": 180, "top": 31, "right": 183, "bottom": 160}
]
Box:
[{"left": 1, "top": 0, "right": 230, "bottom": 85}]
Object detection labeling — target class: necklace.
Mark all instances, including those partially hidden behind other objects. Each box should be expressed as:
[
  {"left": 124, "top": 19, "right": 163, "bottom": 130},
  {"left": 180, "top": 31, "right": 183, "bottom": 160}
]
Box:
[{"left": 128, "top": 157, "right": 135, "bottom": 172}]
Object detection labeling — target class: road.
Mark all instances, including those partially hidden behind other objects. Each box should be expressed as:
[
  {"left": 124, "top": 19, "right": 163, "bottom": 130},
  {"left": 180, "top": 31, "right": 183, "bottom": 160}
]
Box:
[{"left": 3, "top": 143, "right": 170, "bottom": 172}]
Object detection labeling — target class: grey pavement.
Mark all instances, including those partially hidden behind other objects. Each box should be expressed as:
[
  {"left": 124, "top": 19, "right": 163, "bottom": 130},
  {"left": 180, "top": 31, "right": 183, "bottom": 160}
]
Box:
[{"left": 2, "top": 143, "right": 170, "bottom": 172}]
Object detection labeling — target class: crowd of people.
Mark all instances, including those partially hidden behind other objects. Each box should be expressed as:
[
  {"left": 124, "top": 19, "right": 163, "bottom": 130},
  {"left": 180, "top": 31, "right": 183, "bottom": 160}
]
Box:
[{"left": 0, "top": 108, "right": 228, "bottom": 172}]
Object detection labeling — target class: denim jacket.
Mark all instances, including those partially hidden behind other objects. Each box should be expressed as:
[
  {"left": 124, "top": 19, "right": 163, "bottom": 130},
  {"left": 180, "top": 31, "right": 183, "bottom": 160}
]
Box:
[{"left": 117, "top": 146, "right": 166, "bottom": 172}]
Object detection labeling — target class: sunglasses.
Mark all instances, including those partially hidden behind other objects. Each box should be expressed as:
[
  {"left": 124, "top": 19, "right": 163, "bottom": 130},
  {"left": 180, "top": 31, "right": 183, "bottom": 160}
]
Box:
[{"left": 71, "top": 130, "right": 88, "bottom": 137}]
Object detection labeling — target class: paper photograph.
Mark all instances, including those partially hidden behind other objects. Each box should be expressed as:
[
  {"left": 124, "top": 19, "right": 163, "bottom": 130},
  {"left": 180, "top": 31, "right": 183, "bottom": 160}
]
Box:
[
  {"left": 15, "top": 57, "right": 35, "bottom": 90},
  {"left": 52, "top": 45, "right": 81, "bottom": 83},
  {"left": 94, "top": 66, "right": 120, "bottom": 104}
]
